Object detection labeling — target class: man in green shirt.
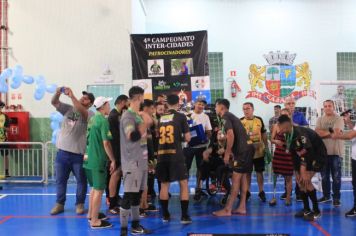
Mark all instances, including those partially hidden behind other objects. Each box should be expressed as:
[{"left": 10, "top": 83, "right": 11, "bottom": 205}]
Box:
[{"left": 84, "top": 96, "right": 116, "bottom": 229}]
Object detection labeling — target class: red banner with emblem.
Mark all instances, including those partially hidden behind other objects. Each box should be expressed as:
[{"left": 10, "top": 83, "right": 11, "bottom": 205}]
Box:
[{"left": 245, "top": 90, "right": 316, "bottom": 104}]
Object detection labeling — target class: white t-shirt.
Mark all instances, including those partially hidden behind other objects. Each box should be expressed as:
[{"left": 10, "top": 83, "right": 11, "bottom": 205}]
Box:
[
  {"left": 191, "top": 111, "right": 212, "bottom": 148},
  {"left": 352, "top": 126, "right": 356, "bottom": 160},
  {"left": 191, "top": 112, "right": 212, "bottom": 132}
]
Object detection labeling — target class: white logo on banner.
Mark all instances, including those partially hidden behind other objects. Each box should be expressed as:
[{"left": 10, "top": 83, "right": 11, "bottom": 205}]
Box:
[{"left": 191, "top": 76, "right": 210, "bottom": 91}]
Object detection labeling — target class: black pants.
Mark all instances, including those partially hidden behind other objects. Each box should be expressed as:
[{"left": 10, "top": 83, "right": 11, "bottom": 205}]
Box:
[
  {"left": 147, "top": 173, "right": 156, "bottom": 198},
  {"left": 183, "top": 147, "right": 205, "bottom": 172}
]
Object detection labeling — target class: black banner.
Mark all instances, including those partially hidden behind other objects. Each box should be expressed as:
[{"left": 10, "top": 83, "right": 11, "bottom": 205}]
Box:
[{"left": 130, "top": 30, "right": 210, "bottom": 104}]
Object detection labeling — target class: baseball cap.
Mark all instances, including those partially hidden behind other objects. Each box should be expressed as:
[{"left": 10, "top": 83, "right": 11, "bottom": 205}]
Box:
[
  {"left": 196, "top": 98, "right": 207, "bottom": 104},
  {"left": 94, "top": 96, "right": 112, "bottom": 109},
  {"left": 82, "top": 91, "right": 95, "bottom": 104}
]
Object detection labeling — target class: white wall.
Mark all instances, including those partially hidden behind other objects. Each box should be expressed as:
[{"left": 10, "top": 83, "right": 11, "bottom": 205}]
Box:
[
  {"left": 144, "top": 0, "right": 356, "bottom": 120},
  {"left": 132, "top": 0, "right": 147, "bottom": 34},
  {"left": 8, "top": 0, "right": 133, "bottom": 117}
]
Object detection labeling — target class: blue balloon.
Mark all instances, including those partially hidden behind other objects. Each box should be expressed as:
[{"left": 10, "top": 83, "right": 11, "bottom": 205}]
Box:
[
  {"left": 50, "top": 112, "right": 57, "bottom": 121},
  {"left": 46, "top": 84, "right": 57, "bottom": 93},
  {"left": 0, "top": 76, "right": 8, "bottom": 93},
  {"left": 51, "top": 129, "right": 59, "bottom": 144},
  {"left": 13, "top": 65, "right": 23, "bottom": 76},
  {"left": 0, "top": 84, "right": 8, "bottom": 93},
  {"left": 54, "top": 113, "right": 64, "bottom": 123},
  {"left": 10, "top": 76, "right": 23, "bottom": 89},
  {"left": 11, "top": 82, "right": 21, "bottom": 89},
  {"left": 2, "top": 68, "right": 12, "bottom": 78},
  {"left": 23, "top": 76, "right": 34, "bottom": 84},
  {"left": 50, "top": 121, "right": 60, "bottom": 130},
  {"left": 34, "top": 90, "right": 45, "bottom": 100},
  {"left": 36, "top": 75, "right": 46, "bottom": 85},
  {"left": 50, "top": 112, "right": 63, "bottom": 122}
]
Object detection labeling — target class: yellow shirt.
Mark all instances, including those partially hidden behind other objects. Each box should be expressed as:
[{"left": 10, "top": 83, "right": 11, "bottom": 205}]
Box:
[{"left": 240, "top": 116, "right": 266, "bottom": 158}]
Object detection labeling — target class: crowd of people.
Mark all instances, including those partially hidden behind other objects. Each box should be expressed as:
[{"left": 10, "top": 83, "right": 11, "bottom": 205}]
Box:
[{"left": 47, "top": 86, "right": 356, "bottom": 235}]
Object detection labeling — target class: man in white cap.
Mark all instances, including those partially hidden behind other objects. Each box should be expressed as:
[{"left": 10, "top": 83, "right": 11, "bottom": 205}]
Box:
[{"left": 84, "top": 96, "right": 116, "bottom": 229}]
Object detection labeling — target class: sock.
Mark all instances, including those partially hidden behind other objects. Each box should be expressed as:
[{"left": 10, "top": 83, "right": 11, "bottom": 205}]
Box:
[
  {"left": 131, "top": 205, "right": 140, "bottom": 228},
  {"left": 308, "top": 189, "right": 319, "bottom": 213},
  {"left": 301, "top": 191, "right": 310, "bottom": 211},
  {"left": 160, "top": 199, "right": 169, "bottom": 217},
  {"left": 109, "top": 196, "right": 117, "bottom": 209},
  {"left": 180, "top": 200, "right": 189, "bottom": 218},
  {"left": 119, "top": 207, "right": 130, "bottom": 229}
]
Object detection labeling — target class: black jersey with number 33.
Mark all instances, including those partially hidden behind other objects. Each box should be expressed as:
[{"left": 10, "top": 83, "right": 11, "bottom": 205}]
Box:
[{"left": 157, "top": 109, "right": 189, "bottom": 162}]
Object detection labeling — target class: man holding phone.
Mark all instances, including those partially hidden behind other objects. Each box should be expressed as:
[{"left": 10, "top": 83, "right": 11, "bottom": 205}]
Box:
[{"left": 50, "top": 87, "right": 94, "bottom": 215}]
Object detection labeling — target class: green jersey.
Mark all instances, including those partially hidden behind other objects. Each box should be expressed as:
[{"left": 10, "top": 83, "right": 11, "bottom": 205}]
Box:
[{"left": 84, "top": 112, "right": 112, "bottom": 170}]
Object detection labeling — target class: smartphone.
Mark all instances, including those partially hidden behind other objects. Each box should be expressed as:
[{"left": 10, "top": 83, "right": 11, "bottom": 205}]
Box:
[
  {"left": 60, "top": 87, "right": 65, "bottom": 93},
  {"left": 340, "top": 109, "right": 352, "bottom": 117}
]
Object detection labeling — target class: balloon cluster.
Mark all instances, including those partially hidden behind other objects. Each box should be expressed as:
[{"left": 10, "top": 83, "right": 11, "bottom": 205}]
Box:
[
  {"left": 0, "top": 65, "right": 58, "bottom": 100},
  {"left": 50, "top": 112, "right": 64, "bottom": 144}
]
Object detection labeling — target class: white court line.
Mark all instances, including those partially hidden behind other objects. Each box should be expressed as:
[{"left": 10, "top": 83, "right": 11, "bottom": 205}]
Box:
[
  {"left": 1, "top": 190, "right": 353, "bottom": 196},
  {"left": 0, "top": 194, "right": 7, "bottom": 199},
  {"left": 2, "top": 193, "right": 90, "bottom": 196}
]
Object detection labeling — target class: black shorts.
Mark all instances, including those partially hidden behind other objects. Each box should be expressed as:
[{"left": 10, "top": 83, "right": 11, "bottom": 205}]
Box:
[
  {"left": 293, "top": 157, "right": 315, "bottom": 172},
  {"left": 252, "top": 157, "right": 265, "bottom": 172},
  {"left": 156, "top": 160, "right": 188, "bottom": 182},
  {"left": 233, "top": 145, "right": 255, "bottom": 174}
]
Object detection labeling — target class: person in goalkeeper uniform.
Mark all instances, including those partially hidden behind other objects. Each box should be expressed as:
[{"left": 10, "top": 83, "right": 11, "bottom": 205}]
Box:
[
  {"left": 156, "top": 94, "right": 192, "bottom": 224},
  {"left": 150, "top": 60, "right": 161, "bottom": 74},
  {"left": 278, "top": 115, "right": 327, "bottom": 221}
]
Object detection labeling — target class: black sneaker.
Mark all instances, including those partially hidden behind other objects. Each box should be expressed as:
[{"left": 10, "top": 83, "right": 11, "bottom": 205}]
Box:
[
  {"left": 295, "top": 209, "right": 311, "bottom": 218},
  {"left": 90, "top": 220, "right": 112, "bottom": 229},
  {"left": 108, "top": 206, "right": 120, "bottom": 215},
  {"left": 181, "top": 215, "right": 192, "bottom": 224},
  {"left": 318, "top": 196, "right": 331, "bottom": 203},
  {"left": 88, "top": 212, "right": 108, "bottom": 222},
  {"left": 333, "top": 199, "right": 341, "bottom": 207},
  {"left": 304, "top": 211, "right": 321, "bottom": 221},
  {"left": 131, "top": 225, "right": 152, "bottom": 235},
  {"left": 121, "top": 227, "right": 128, "bottom": 236},
  {"left": 313, "top": 211, "right": 321, "bottom": 220},
  {"left": 246, "top": 191, "right": 251, "bottom": 202},
  {"left": 296, "top": 194, "right": 303, "bottom": 202},
  {"left": 139, "top": 208, "right": 147, "bottom": 218},
  {"left": 345, "top": 207, "right": 356, "bottom": 217},
  {"left": 238, "top": 191, "right": 251, "bottom": 202},
  {"left": 145, "top": 204, "right": 158, "bottom": 212},
  {"left": 193, "top": 190, "right": 203, "bottom": 202},
  {"left": 280, "top": 192, "right": 287, "bottom": 200},
  {"left": 220, "top": 194, "right": 228, "bottom": 206},
  {"left": 258, "top": 191, "right": 266, "bottom": 202},
  {"left": 162, "top": 214, "right": 171, "bottom": 223}
]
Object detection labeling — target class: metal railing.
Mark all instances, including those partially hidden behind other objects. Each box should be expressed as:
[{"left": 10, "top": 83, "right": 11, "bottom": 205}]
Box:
[
  {"left": 45, "top": 141, "right": 57, "bottom": 183},
  {"left": 0, "top": 140, "right": 353, "bottom": 184},
  {"left": 0, "top": 142, "right": 46, "bottom": 184}
]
